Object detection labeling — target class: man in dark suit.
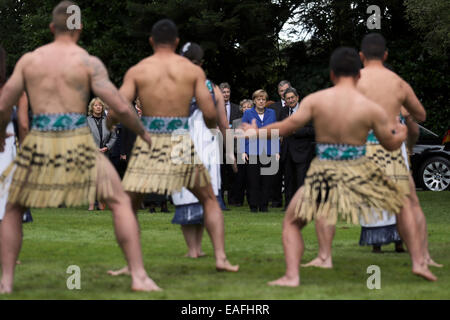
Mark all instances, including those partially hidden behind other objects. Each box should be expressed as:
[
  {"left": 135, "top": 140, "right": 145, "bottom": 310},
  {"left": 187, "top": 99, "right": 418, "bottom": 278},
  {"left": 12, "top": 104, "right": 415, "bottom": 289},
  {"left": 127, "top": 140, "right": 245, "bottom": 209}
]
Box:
[
  {"left": 268, "top": 80, "right": 291, "bottom": 122},
  {"left": 280, "top": 87, "right": 315, "bottom": 208},
  {"left": 219, "top": 82, "right": 241, "bottom": 126},
  {"left": 219, "top": 82, "right": 242, "bottom": 205},
  {"left": 268, "top": 80, "right": 291, "bottom": 208}
]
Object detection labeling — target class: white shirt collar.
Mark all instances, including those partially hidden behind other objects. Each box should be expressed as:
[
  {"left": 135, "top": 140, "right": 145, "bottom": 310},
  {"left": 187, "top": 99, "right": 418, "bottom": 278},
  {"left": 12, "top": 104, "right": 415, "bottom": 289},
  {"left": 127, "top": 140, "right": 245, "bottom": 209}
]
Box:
[{"left": 289, "top": 103, "right": 299, "bottom": 115}]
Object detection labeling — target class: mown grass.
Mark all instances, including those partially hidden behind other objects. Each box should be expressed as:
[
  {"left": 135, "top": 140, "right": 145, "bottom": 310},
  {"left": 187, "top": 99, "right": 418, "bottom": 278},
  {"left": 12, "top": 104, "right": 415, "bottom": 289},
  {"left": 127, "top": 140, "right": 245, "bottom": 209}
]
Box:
[{"left": 1, "top": 191, "right": 449, "bottom": 300}]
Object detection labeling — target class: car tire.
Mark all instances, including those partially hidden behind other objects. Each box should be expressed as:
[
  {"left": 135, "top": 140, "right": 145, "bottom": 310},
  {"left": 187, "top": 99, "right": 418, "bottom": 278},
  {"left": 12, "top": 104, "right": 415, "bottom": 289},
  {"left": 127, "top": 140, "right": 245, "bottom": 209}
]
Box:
[{"left": 419, "top": 156, "right": 450, "bottom": 191}]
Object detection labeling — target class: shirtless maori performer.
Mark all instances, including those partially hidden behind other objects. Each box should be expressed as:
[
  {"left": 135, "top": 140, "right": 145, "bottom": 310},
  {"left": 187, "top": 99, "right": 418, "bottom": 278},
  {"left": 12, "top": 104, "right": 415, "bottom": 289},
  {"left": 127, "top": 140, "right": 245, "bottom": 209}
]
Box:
[
  {"left": 303, "top": 33, "right": 441, "bottom": 277},
  {"left": 107, "top": 19, "right": 238, "bottom": 276},
  {"left": 0, "top": 1, "right": 160, "bottom": 293},
  {"left": 241, "top": 47, "right": 435, "bottom": 287}
]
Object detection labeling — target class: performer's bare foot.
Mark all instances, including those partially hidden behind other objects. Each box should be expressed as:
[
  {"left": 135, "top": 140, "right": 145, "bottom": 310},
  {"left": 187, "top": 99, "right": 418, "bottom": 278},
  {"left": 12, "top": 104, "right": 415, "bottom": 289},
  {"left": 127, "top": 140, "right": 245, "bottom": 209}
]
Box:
[
  {"left": 216, "top": 259, "right": 239, "bottom": 272},
  {"left": 107, "top": 266, "right": 130, "bottom": 276},
  {"left": 0, "top": 283, "right": 12, "bottom": 294},
  {"left": 268, "top": 275, "right": 300, "bottom": 287},
  {"left": 197, "top": 251, "right": 206, "bottom": 257},
  {"left": 412, "top": 265, "right": 437, "bottom": 281},
  {"left": 16, "top": 260, "right": 21, "bottom": 265},
  {"left": 301, "top": 256, "right": 333, "bottom": 269},
  {"left": 131, "top": 276, "right": 162, "bottom": 292},
  {"left": 427, "top": 258, "right": 443, "bottom": 268}
]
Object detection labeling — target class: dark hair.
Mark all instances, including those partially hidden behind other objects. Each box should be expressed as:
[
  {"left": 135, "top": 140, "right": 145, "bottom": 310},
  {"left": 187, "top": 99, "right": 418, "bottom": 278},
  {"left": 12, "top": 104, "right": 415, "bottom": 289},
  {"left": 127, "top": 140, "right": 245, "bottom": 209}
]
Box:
[
  {"left": 0, "top": 45, "right": 6, "bottom": 87},
  {"left": 151, "top": 19, "right": 178, "bottom": 45},
  {"left": 361, "top": 33, "right": 386, "bottom": 60},
  {"left": 329, "top": 47, "right": 361, "bottom": 77},
  {"left": 180, "top": 42, "right": 204, "bottom": 65},
  {"left": 52, "top": 1, "right": 78, "bottom": 33},
  {"left": 283, "top": 87, "right": 298, "bottom": 99}
]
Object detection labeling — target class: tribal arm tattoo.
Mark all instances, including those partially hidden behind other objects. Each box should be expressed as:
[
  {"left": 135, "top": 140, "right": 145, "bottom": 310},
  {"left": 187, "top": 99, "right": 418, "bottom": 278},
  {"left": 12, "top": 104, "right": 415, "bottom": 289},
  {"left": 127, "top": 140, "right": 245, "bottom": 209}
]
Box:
[{"left": 85, "top": 55, "right": 145, "bottom": 138}]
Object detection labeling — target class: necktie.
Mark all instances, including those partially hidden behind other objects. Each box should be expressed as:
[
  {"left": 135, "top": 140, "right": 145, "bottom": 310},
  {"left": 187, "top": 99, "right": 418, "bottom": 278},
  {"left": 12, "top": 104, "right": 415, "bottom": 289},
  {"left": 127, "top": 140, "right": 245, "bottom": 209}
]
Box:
[{"left": 289, "top": 108, "right": 293, "bottom": 116}]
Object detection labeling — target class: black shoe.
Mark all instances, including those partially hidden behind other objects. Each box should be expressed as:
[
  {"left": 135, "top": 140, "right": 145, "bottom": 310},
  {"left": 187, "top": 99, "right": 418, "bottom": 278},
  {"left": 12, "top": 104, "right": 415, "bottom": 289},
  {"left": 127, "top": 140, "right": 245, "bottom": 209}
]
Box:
[
  {"left": 149, "top": 207, "right": 156, "bottom": 213},
  {"left": 372, "top": 245, "right": 383, "bottom": 253},
  {"left": 259, "top": 206, "right": 268, "bottom": 212},
  {"left": 161, "top": 202, "right": 169, "bottom": 213},
  {"left": 394, "top": 242, "right": 405, "bottom": 253},
  {"left": 250, "top": 207, "right": 258, "bottom": 213}
]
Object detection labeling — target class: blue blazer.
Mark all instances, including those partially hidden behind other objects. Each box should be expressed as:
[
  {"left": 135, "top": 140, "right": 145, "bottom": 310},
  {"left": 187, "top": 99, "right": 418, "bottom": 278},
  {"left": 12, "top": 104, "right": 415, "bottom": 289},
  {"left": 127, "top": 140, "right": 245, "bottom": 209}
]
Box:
[{"left": 240, "top": 107, "right": 279, "bottom": 156}]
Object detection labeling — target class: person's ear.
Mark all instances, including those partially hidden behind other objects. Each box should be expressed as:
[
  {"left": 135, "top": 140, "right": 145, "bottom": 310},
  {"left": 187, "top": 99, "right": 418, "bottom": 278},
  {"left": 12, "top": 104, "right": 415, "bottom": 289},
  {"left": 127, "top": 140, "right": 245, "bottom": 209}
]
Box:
[
  {"left": 383, "top": 50, "right": 388, "bottom": 62},
  {"left": 355, "top": 71, "right": 361, "bottom": 83},
  {"left": 359, "top": 51, "right": 365, "bottom": 64},
  {"left": 149, "top": 37, "right": 154, "bottom": 47},
  {"left": 49, "top": 22, "right": 55, "bottom": 34},
  {"left": 174, "top": 37, "right": 180, "bottom": 48},
  {"left": 330, "top": 70, "right": 336, "bottom": 84}
]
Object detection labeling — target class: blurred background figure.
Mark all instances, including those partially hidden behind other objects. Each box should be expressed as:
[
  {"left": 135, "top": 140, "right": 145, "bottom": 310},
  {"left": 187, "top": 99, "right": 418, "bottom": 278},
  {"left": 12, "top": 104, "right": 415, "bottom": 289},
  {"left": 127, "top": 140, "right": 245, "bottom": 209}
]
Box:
[
  {"left": 172, "top": 42, "right": 228, "bottom": 257},
  {"left": 267, "top": 80, "right": 292, "bottom": 209},
  {"left": 279, "top": 87, "right": 315, "bottom": 209},
  {"left": 219, "top": 82, "right": 242, "bottom": 206},
  {"left": 87, "top": 97, "right": 117, "bottom": 211},
  {"left": 231, "top": 99, "right": 253, "bottom": 207},
  {"left": 0, "top": 45, "right": 33, "bottom": 266},
  {"left": 240, "top": 89, "right": 279, "bottom": 212}
]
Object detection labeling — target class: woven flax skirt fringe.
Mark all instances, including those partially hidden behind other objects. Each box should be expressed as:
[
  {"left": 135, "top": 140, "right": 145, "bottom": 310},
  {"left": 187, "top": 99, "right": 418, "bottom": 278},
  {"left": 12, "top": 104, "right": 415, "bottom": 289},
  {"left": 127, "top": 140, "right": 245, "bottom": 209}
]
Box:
[
  {"left": 295, "top": 157, "right": 406, "bottom": 226},
  {"left": 123, "top": 132, "right": 211, "bottom": 195},
  {"left": 366, "top": 144, "right": 410, "bottom": 195},
  {"left": 0, "top": 127, "right": 113, "bottom": 208}
]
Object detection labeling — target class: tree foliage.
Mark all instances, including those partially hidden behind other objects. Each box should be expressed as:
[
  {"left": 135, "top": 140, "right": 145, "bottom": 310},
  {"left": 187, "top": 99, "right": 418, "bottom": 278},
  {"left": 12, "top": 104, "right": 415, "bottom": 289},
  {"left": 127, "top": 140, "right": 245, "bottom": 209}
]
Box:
[
  {"left": 280, "top": 0, "right": 449, "bottom": 133},
  {"left": 0, "top": 0, "right": 448, "bottom": 133},
  {"left": 404, "top": 0, "right": 450, "bottom": 57}
]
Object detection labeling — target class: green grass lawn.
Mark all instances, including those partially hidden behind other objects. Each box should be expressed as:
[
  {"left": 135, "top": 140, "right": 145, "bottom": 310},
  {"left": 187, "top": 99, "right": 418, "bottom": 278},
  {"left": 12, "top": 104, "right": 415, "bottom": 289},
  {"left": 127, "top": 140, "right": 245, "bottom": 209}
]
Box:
[{"left": 1, "top": 191, "right": 449, "bottom": 300}]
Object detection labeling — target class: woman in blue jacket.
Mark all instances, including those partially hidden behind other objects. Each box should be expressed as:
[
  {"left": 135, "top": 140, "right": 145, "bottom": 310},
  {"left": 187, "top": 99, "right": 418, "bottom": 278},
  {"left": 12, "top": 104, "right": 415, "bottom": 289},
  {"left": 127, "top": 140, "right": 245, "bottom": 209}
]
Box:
[{"left": 240, "top": 89, "right": 279, "bottom": 212}]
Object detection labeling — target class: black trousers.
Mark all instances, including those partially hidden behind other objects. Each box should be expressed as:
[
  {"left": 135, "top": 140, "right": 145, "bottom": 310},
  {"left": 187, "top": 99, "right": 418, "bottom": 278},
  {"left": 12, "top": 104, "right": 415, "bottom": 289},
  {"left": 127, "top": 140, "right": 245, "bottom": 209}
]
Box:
[
  {"left": 231, "top": 163, "right": 247, "bottom": 205},
  {"left": 246, "top": 155, "right": 272, "bottom": 210},
  {"left": 270, "top": 161, "right": 284, "bottom": 206},
  {"left": 220, "top": 163, "right": 235, "bottom": 203},
  {"left": 284, "top": 156, "right": 311, "bottom": 208}
]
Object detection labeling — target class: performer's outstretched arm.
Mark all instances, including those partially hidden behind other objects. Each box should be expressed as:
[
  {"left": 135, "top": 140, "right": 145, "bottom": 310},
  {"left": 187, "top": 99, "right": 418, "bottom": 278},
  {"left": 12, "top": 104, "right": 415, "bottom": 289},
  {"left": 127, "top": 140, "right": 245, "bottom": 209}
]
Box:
[
  {"left": 86, "top": 56, "right": 147, "bottom": 144},
  {"left": 241, "top": 94, "right": 313, "bottom": 138},
  {"left": 402, "top": 80, "right": 426, "bottom": 123}
]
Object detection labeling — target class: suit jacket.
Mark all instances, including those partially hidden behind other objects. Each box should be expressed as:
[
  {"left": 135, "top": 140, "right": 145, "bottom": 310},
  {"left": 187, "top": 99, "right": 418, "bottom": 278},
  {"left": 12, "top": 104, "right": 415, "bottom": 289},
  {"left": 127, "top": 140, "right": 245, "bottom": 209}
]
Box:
[
  {"left": 232, "top": 118, "right": 242, "bottom": 129},
  {"left": 120, "top": 125, "right": 137, "bottom": 159},
  {"left": 109, "top": 124, "right": 122, "bottom": 158},
  {"left": 228, "top": 102, "right": 242, "bottom": 125},
  {"left": 87, "top": 115, "right": 117, "bottom": 153},
  {"left": 232, "top": 118, "right": 243, "bottom": 154},
  {"left": 268, "top": 101, "right": 286, "bottom": 121},
  {"left": 241, "top": 107, "right": 279, "bottom": 156},
  {"left": 279, "top": 106, "right": 315, "bottom": 163}
]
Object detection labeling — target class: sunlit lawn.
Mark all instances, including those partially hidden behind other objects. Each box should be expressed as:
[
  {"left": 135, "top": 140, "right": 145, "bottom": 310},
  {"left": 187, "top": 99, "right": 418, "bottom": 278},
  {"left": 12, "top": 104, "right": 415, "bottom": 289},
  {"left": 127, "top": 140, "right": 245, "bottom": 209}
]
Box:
[{"left": 1, "top": 191, "right": 448, "bottom": 300}]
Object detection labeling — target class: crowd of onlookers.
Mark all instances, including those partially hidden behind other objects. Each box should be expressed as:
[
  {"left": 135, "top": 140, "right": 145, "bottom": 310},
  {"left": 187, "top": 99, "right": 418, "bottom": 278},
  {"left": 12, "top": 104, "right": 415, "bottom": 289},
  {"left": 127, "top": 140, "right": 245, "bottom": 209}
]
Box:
[
  {"left": 220, "top": 80, "right": 315, "bottom": 213},
  {"left": 87, "top": 80, "right": 315, "bottom": 213}
]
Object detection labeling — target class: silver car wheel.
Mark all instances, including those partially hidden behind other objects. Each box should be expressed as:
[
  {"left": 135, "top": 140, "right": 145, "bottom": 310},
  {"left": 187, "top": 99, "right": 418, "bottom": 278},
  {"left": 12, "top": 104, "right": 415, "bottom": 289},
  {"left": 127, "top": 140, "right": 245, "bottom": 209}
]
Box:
[{"left": 423, "top": 160, "right": 450, "bottom": 191}]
